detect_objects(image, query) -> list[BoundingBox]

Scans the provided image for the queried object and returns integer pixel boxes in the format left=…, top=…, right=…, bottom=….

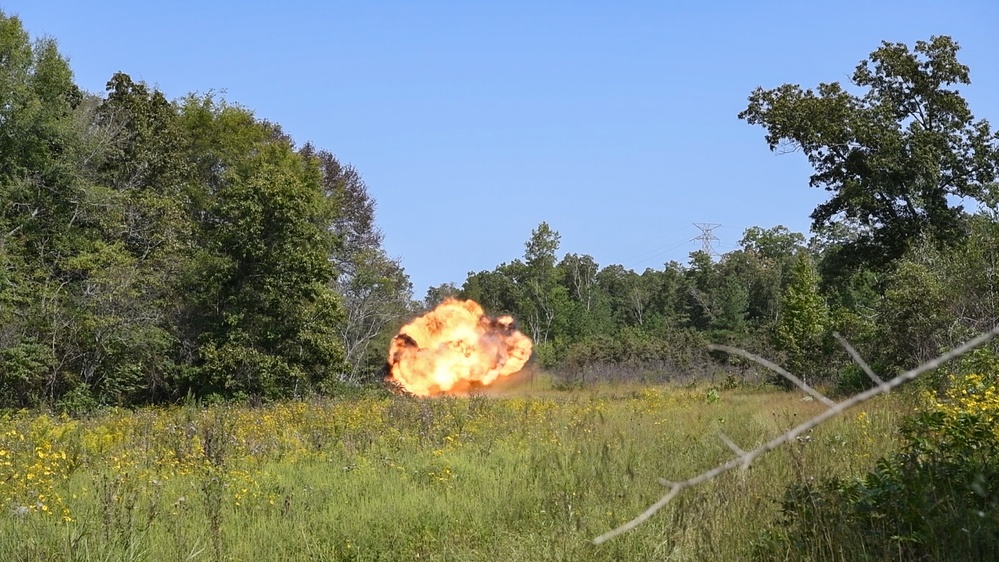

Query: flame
left=387, top=298, right=533, bottom=396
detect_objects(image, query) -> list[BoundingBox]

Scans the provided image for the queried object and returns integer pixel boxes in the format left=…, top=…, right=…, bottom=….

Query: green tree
left=642, top=262, right=692, bottom=334
left=424, top=282, right=460, bottom=309
left=682, top=250, right=717, bottom=331
left=680, top=249, right=756, bottom=339
left=0, top=14, right=407, bottom=405
left=740, top=226, right=806, bottom=264
left=304, top=145, right=413, bottom=383
left=558, top=253, right=599, bottom=313
left=774, top=253, right=829, bottom=382
left=462, top=265, right=523, bottom=316
left=594, top=264, right=638, bottom=328
left=180, top=99, right=343, bottom=399
left=873, top=249, right=950, bottom=370
left=941, top=214, right=999, bottom=335
left=519, top=222, right=566, bottom=346
left=733, top=226, right=809, bottom=332
left=740, top=36, right=999, bottom=273
left=711, top=273, right=750, bottom=337
left=0, top=12, right=86, bottom=406
left=67, top=73, right=197, bottom=403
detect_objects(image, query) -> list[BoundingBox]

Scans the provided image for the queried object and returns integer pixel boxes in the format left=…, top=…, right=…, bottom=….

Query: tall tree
left=424, top=282, right=460, bottom=309
left=303, top=145, right=413, bottom=382
left=740, top=226, right=806, bottom=266
left=0, top=12, right=85, bottom=406
left=462, top=265, right=523, bottom=316
left=943, top=214, right=999, bottom=335
left=180, top=99, right=343, bottom=398
left=738, top=225, right=807, bottom=325
left=519, top=222, right=564, bottom=345
left=683, top=250, right=718, bottom=331
left=774, top=253, right=829, bottom=381
left=740, top=36, right=999, bottom=273
left=69, top=73, right=195, bottom=402
left=643, top=262, right=691, bottom=332
left=710, top=271, right=750, bottom=338
left=558, top=253, right=599, bottom=313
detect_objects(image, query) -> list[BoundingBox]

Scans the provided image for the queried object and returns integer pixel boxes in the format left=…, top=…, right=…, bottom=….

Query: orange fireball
left=387, top=299, right=533, bottom=396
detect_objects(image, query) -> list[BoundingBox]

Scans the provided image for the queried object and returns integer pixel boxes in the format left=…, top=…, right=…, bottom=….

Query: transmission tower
left=692, top=223, right=722, bottom=256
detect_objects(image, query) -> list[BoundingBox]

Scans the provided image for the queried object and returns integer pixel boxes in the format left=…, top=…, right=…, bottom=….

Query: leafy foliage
left=773, top=253, right=828, bottom=382
left=0, top=13, right=414, bottom=407
left=4, top=13, right=999, bottom=413
left=740, top=36, right=999, bottom=274
left=760, top=354, right=999, bottom=561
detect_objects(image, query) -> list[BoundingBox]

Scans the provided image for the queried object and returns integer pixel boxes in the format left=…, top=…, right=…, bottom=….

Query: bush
left=756, top=356, right=999, bottom=561
left=560, top=328, right=711, bottom=378
left=0, top=341, right=55, bottom=408
left=833, top=363, right=877, bottom=396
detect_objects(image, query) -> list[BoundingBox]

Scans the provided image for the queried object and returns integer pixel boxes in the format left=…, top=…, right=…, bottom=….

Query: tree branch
left=707, top=344, right=836, bottom=407
left=833, top=331, right=883, bottom=384
left=592, top=324, right=999, bottom=545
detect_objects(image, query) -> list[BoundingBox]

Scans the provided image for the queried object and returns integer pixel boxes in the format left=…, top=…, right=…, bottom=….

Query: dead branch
left=707, top=344, right=835, bottom=407
left=833, top=331, right=883, bottom=385
left=592, top=324, right=999, bottom=545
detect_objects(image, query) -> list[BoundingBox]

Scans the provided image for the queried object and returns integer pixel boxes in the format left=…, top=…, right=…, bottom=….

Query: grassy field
left=1, top=382, right=907, bottom=561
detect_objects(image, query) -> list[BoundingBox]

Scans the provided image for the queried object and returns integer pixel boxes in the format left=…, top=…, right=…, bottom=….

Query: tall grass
left=0, top=384, right=904, bottom=561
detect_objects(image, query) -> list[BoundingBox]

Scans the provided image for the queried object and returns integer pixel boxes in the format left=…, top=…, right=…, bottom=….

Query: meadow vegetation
left=1, top=378, right=909, bottom=562
left=757, top=352, right=999, bottom=561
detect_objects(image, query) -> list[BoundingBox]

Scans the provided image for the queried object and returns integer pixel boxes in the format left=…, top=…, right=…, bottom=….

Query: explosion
left=387, top=298, right=533, bottom=396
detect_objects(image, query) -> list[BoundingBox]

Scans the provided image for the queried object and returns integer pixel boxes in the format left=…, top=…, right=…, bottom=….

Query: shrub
left=833, top=363, right=876, bottom=396
left=757, top=354, right=999, bottom=561
left=0, top=341, right=54, bottom=408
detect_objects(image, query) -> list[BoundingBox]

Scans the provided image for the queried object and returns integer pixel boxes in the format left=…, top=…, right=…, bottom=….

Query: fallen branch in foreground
left=592, top=325, right=999, bottom=545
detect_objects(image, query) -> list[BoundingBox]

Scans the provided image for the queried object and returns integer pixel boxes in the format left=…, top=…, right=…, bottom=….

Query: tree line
left=431, top=35, right=999, bottom=390
left=0, top=13, right=412, bottom=408
left=441, top=213, right=999, bottom=390
left=3, top=12, right=997, bottom=408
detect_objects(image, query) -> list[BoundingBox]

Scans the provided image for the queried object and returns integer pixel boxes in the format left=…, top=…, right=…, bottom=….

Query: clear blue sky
left=7, top=1, right=999, bottom=298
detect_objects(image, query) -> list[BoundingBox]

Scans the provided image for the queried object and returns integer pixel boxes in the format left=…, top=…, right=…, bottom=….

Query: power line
left=617, top=226, right=689, bottom=264
left=626, top=238, right=695, bottom=270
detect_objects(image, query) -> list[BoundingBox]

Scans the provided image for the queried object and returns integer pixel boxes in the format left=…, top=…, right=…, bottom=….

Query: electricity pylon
left=692, top=223, right=721, bottom=256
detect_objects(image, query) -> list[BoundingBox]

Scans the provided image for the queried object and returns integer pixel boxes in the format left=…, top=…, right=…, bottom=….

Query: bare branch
left=593, top=325, right=999, bottom=545
left=833, top=331, right=884, bottom=384
left=707, top=344, right=836, bottom=407
left=717, top=432, right=747, bottom=460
